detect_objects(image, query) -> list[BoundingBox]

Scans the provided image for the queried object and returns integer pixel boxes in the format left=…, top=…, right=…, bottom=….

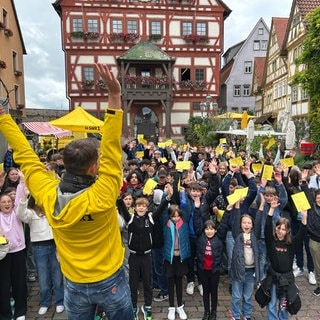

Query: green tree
left=292, top=7, right=320, bottom=145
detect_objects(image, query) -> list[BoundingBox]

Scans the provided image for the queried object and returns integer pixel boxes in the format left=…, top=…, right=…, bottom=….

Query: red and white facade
left=53, top=0, right=230, bottom=140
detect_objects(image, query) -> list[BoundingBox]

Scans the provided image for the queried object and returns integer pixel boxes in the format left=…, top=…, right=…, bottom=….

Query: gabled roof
left=296, top=0, right=320, bottom=22
left=220, top=59, right=234, bottom=84
left=117, top=41, right=174, bottom=62
left=221, top=40, right=245, bottom=65
left=253, top=57, right=266, bottom=89
left=272, top=17, right=289, bottom=49
left=281, top=0, right=320, bottom=52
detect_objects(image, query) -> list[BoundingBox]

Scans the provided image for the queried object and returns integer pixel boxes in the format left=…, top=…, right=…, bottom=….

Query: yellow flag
left=241, top=111, right=249, bottom=129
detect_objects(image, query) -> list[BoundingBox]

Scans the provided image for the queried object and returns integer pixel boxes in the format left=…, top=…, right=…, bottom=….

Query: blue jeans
left=231, top=268, right=254, bottom=319
left=267, top=284, right=288, bottom=320
left=152, top=247, right=168, bottom=295
left=64, top=267, right=133, bottom=320
left=33, top=242, right=64, bottom=307
left=258, top=239, right=268, bottom=282
left=226, top=231, right=235, bottom=272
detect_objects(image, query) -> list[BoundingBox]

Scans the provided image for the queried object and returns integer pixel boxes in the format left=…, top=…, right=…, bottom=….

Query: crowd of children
left=0, top=67, right=319, bottom=320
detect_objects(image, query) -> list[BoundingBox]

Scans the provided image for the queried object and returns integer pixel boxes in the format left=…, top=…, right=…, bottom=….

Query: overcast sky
left=14, top=0, right=293, bottom=110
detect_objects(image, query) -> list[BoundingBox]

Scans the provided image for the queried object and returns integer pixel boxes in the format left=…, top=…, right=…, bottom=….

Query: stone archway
left=134, top=107, right=159, bottom=143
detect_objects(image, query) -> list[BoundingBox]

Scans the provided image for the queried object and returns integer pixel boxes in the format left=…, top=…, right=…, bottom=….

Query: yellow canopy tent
left=49, top=106, right=103, bottom=133
left=215, top=112, right=256, bottom=120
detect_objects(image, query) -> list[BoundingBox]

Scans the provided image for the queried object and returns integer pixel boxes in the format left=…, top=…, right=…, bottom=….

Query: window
left=141, top=69, right=151, bottom=77
left=271, top=59, right=277, bottom=72
left=274, top=84, right=278, bottom=99
left=301, top=88, right=308, bottom=100
left=196, top=22, right=206, bottom=36
left=83, top=67, right=94, bottom=81
left=243, top=85, right=250, bottom=96
left=244, top=61, right=252, bottom=74
left=2, top=9, right=7, bottom=26
left=182, top=22, right=192, bottom=36
left=180, top=68, right=190, bottom=81
left=195, top=69, right=205, bottom=81
left=253, top=41, right=260, bottom=50
left=88, top=19, right=98, bottom=32
left=14, top=85, right=19, bottom=106
left=151, top=21, right=161, bottom=35
left=72, top=18, right=83, bottom=32
left=258, top=28, right=264, bottom=35
left=127, top=20, right=138, bottom=33
left=234, top=85, right=241, bottom=96
left=261, top=40, right=268, bottom=50
left=291, top=85, right=298, bottom=102
left=293, top=48, right=298, bottom=62
left=112, top=20, right=123, bottom=33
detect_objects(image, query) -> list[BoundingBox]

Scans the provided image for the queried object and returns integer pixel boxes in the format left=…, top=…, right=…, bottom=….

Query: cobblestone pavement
left=24, top=270, right=320, bottom=320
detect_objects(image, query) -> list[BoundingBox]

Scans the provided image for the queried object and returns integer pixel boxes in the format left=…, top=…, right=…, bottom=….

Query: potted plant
left=149, top=34, right=162, bottom=41
left=0, top=21, right=5, bottom=29
left=96, top=80, right=107, bottom=90
left=14, top=70, right=23, bottom=77
left=83, top=31, right=100, bottom=40
left=183, top=34, right=209, bottom=44
left=82, top=80, right=95, bottom=89
left=4, top=28, right=13, bottom=37
left=71, top=31, right=85, bottom=39
left=110, top=32, right=125, bottom=42
left=0, top=60, right=6, bottom=69
left=123, top=33, right=140, bottom=42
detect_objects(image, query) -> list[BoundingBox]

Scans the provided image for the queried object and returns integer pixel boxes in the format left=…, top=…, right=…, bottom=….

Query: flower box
left=109, top=32, right=140, bottom=43
left=0, top=60, right=6, bottom=69
left=179, top=80, right=207, bottom=90
left=96, top=80, right=107, bottom=90
left=149, top=34, right=162, bottom=41
left=71, top=31, right=85, bottom=39
left=0, top=21, right=5, bottom=29
left=82, top=80, right=95, bottom=90
left=4, top=28, right=13, bottom=37
left=14, top=70, right=22, bottom=77
left=183, top=34, right=209, bottom=44
left=84, top=32, right=100, bottom=40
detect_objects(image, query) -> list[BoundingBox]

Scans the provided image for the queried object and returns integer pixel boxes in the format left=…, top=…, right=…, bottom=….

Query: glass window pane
left=182, top=22, right=192, bottom=36
left=112, top=20, right=123, bottom=33
left=72, top=18, right=83, bottom=32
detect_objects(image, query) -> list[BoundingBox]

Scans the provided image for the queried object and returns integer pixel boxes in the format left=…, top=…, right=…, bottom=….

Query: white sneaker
left=293, top=268, right=304, bottom=277
left=168, top=307, right=176, bottom=320
left=186, top=281, right=194, bottom=295
left=176, top=305, right=187, bottom=320
left=198, top=284, right=203, bottom=296
left=38, top=307, right=48, bottom=315
left=292, top=260, right=298, bottom=271
left=309, top=271, right=317, bottom=285
left=56, top=305, right=65, bottom=313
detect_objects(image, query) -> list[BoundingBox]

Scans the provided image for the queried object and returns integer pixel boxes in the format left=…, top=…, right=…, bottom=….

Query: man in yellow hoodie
left=0, top=64, right=133, bottom=320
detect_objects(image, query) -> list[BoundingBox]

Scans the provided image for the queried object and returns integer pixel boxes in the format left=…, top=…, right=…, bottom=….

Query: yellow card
left=280, top=158, right=294, bottom=168
left=158, top=142, right=166, bottom=149
left=266, top=137, right=276, bottom=150
left=217, top=210, right=224, bottom=222
left=252, top=163, right=263, bottom=173
left=143, top=178, right=158, bottom=195
left=291, top=192, right=311, bottom=211
left=135, top=151, right=144, bottom=159
left=137, top=134, right=144, bottom=143
left=262, top=164, right=273, bottom=181
left=220, top=138, right=227, bottom=144
left=0, top=236, right=7, bottom=244
left=161, top=157, right=168, bottom=163
left=176, top=161, right=191, bottom=171
left=0, top=163, right=3, bottom=172
left=236, top=187, right=248, bottom=198
left=229, top=157, right=243, bottom=167
left=215, top=146, right=224, bottom=155
left=227, top=192, right=241, bottom=205
left=226, top=151, right=233, bottom=157
left=165, top=139, right=173, bottom=147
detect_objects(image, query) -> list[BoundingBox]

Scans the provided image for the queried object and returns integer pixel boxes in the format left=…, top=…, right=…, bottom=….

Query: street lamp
left=200, top=95, right=218, bottom=118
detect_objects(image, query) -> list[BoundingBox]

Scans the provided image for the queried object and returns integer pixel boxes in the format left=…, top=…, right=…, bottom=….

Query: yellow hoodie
left=0, top=108, right=124, bottom=283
